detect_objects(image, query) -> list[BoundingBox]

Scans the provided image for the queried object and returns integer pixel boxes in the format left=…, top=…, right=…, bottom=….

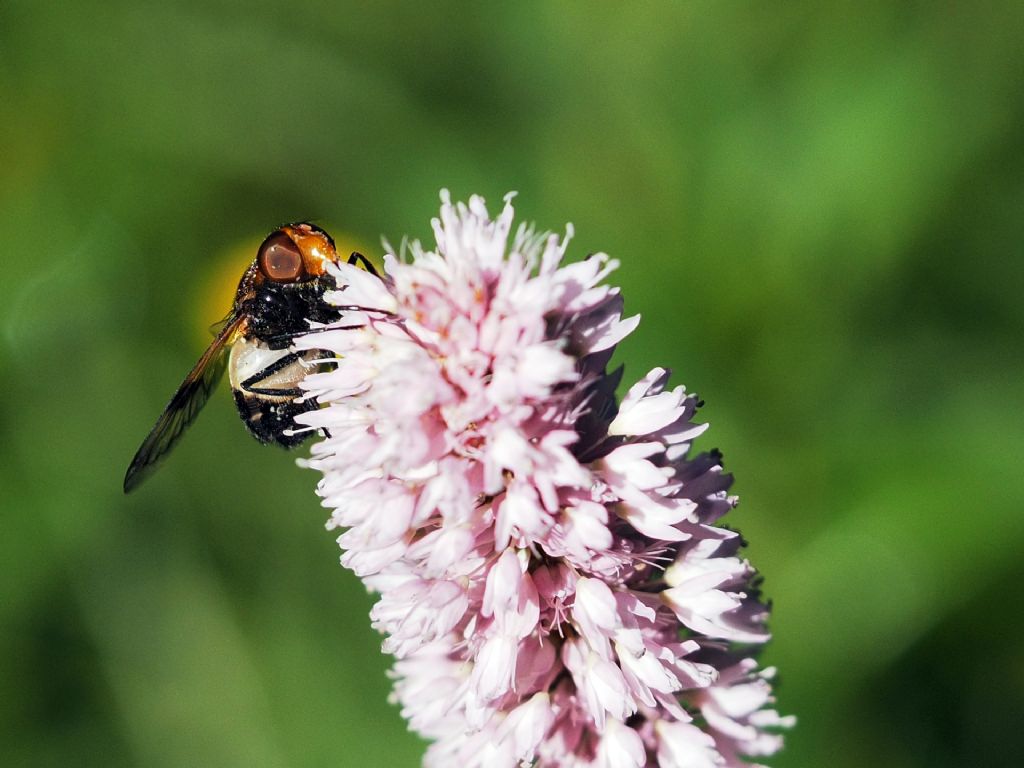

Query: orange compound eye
left=258, top=231, right=304, bottom=282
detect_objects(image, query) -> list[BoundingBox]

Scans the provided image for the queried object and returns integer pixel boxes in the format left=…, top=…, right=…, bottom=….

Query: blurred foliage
left=1, top=2, right=1022, bottom=767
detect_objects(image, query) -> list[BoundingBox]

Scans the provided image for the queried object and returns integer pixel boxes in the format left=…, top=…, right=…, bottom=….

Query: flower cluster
left=296, top=192, right=792, bottom=767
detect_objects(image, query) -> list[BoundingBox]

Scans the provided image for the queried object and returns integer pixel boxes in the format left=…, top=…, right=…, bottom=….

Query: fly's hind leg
left=239, top=351, right=309, bottom=396
left=240, top=349, right=339, bottom=395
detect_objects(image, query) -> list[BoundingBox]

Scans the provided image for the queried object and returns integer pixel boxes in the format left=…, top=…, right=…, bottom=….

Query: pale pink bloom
left=655, top=719, right=724, bottom=768
left=297, top=192, right=791, bottom=766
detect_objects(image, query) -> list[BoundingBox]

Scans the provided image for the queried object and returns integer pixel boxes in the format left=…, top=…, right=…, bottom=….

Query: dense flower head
left=296, top=192, right=792, bottom=766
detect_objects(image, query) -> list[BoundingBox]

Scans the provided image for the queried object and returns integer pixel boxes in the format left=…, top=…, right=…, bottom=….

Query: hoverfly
left=123, top=222, right=376, bottom=493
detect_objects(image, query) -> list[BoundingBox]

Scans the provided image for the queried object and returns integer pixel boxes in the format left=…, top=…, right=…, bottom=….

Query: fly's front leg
left=348, top=252, right=379, bottom=277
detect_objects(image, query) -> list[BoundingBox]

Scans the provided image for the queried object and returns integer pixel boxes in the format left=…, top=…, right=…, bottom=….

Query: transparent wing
left=123, top=315, right=246, bottom=493
left=208, top=310, right=236, bottom=337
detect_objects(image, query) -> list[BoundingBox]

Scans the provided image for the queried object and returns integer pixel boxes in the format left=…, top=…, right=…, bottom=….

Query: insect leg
left=260, top=324, right=364, bottom=347
left=244, top=386, right=304, bottom=396
left=239, top=351, right=317, bottom=397
left=348, top=251, right=379, bottom=277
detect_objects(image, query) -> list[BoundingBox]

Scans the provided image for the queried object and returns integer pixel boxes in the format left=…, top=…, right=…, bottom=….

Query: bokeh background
left=2, top=2, right=1022, bottom=767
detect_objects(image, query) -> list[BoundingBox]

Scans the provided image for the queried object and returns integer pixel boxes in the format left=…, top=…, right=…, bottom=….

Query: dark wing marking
left=123, top=315, right=246, bottom=493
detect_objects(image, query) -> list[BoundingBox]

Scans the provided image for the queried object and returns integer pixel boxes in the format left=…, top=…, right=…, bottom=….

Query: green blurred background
left=2, top=2, right=1022, bottom=766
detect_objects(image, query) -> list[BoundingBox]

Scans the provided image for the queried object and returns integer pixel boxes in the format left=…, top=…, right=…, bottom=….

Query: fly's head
left=239, top=223, right=342, bottom=346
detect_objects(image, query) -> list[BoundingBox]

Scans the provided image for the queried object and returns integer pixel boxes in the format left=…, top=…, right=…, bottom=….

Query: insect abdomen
left=232, top=391, right=317, bottom=446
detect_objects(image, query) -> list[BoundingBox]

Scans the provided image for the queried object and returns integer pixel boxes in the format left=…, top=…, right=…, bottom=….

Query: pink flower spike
left=655, top=719, right=725, bottom=768
left=598, top=718, right=647, bottom=768
left=297, top=192, right=792, bottom=766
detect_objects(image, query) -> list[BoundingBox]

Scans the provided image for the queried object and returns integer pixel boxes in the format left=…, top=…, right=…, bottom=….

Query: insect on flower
left=123, top=223, right=377, bottom=493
